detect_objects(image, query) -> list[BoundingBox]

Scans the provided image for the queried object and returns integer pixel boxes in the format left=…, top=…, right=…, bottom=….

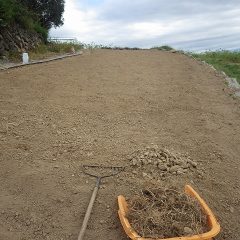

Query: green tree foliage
left=0, top=0, right=21, bottom=26
left=20, top=0, right=65, bottom=29
left=0, top=0, right=65, bottom=40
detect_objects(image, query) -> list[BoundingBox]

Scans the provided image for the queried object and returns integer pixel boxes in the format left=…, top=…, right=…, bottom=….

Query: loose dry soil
left=0, top=49, right=239, bottom=240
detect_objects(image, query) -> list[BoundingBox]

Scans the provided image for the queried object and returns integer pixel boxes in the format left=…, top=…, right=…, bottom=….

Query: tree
left=0, top=0, right=20, bottom=27
left=20, top=0, right=65, bottom=29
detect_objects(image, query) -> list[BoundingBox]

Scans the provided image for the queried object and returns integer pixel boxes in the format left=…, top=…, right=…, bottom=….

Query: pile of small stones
left=129, top=146, right=199, bottom=177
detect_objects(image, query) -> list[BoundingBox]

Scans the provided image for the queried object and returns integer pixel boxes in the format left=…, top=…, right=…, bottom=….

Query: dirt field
left=0, top=49, right=240, bottom=240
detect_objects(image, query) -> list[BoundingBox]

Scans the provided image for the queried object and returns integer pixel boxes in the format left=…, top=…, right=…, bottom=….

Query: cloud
left=50, top=0, right=240, bottom=51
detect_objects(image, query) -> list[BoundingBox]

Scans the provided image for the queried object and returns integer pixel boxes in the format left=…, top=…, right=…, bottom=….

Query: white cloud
left=50, top=0, right=240, bottom=51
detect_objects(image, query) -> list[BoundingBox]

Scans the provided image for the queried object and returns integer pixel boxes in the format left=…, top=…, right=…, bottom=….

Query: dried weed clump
left=128, top=187, right=208, bottom=238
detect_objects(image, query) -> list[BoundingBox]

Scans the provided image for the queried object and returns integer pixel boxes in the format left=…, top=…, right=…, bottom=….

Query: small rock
left=184, top=227, right=193, bottom=235
left=149, top=152, right=155, bottom=158
left=229, top=206, right=234, bottom=213
left=26, top=220, right=31, bottom=226
left=132, top=170, right=137, bottom=175
left=187, top=159, right=197, bottom=168
left=142, top=172, right=148, bottom=178
left=144, top=151, right=149, bottom=156
left=99, top=220, right=105, bottom=224
left=158, top=164, right=167, bottom=171
left=142, top=159, right=148, bottom=165
left=182, top=163, right=189, bottom=169
left=56, top=198, right=64, bottom=203
left=153, top=160, right=158, bottom=165
left=131, top=159, right=138, bottom=166
left=172, top=221, right=181, bottom=231
left=169, top=165, right=180, bottom=173
left=177, top=169, right=184, bottom=175
left=173, top=159, right=183, bottom=165
left=52, top=222, right=58, bottom=228
left=87, top=152, right=93, bottom=157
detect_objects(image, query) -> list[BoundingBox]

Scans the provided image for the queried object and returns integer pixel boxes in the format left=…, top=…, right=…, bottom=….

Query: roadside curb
left=0, top=51, right=83, bottom=70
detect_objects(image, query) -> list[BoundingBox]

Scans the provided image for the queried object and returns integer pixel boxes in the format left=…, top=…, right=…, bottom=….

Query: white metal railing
left=48, top=37, right=78, bottom=43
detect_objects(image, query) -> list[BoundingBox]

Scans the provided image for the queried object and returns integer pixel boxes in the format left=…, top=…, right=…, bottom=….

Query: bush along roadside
left=151, top=45, right=175, bottom=51
left=3, top=41, right=84, bottom=63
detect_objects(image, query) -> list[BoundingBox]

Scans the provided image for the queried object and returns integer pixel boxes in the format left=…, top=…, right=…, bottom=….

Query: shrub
left=34, top=23, right=48, bottom=42
left=47, top=41, right=84, bottom=53
left=0, top=0, right=50, bottom=41
left=0, top=0, right=17, bottom=26
left=151, top=45, right=174, bottom=51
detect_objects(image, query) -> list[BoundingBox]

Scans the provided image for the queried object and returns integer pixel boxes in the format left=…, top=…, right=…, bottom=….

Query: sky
left=50, top=0, right=240, bottom=52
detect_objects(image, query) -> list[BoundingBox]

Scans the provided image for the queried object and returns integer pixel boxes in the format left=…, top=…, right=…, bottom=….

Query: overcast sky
left=50, top=0, right=240, bottom=51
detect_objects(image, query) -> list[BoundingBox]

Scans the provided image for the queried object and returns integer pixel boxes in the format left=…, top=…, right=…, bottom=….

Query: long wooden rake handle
left=78, top=165, right=125, bottom=240
left=78, top=178, right=100, bottom=240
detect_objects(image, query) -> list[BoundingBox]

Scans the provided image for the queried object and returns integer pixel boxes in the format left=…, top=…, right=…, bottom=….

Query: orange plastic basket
left=117, top=185, right=220, bottom=240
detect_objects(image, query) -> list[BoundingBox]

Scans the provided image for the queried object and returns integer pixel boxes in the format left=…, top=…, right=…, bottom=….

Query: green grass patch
left=41, top=41, right=83, bottom=53
left=192, top=51, right=240, bottom=84
left=29, top=42, right=84, bottom=60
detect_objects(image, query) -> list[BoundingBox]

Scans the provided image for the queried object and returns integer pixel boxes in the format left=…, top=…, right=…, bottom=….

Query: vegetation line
left=191, top=51, right=240, bottom=84
left=1, top=51, right=83, bottom=70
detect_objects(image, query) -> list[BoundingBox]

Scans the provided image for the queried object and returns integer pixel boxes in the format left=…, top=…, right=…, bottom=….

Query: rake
left=78, top=164, right=125, bottom=240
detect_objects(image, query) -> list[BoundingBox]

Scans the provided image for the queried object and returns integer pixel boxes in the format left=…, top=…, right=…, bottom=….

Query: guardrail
left=48, top=37, right=78, bottom=42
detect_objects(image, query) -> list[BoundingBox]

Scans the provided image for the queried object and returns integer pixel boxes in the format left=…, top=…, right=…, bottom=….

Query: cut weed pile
left=127, top=186, right=208, bottom=238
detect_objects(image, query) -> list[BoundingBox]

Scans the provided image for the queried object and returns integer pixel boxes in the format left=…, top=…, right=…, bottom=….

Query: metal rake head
left=83, top=164, right=125, bottom=179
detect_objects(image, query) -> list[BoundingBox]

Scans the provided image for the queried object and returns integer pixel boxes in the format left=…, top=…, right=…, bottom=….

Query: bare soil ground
left=0, top=49, right=240, bottom=240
